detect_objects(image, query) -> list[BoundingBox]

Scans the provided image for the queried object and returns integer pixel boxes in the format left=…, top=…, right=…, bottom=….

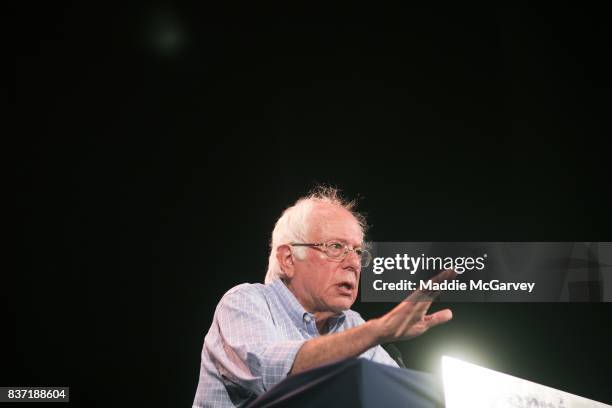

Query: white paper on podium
left=442, top=356, right=610, bottom=408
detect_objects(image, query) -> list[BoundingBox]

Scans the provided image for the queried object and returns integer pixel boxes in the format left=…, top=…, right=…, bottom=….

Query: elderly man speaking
left=193, top=187, right=454, bottom=407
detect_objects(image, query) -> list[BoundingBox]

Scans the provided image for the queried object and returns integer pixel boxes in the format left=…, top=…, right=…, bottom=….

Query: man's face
left=290, top=204, right=364, bottom=314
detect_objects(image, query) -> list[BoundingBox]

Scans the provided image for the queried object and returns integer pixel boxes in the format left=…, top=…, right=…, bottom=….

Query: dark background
left=13, top=4, right=611, bottom=407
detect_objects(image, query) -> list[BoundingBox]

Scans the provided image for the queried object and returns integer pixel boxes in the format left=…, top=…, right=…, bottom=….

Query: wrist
left=365, top=317, right=388, bottom=345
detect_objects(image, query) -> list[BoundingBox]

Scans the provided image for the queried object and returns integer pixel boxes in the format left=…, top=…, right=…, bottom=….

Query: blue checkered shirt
left=192, top=279, right=398, bottom=407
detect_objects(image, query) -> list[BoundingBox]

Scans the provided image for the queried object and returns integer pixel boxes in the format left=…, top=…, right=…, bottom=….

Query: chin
left=330, top=297, right=354, bottom=312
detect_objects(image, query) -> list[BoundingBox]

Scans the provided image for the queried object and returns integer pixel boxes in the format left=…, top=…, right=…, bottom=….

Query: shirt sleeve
left=206, top=286, right=306, bottom=394
left=369, top=344, right=400, bottom=367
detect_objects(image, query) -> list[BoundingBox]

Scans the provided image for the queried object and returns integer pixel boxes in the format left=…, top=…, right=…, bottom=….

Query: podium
left=248, top=358, right=444, bottom=408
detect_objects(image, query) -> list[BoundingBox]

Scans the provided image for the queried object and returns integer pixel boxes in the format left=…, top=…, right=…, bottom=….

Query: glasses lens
left=359, top=249, right=372, bottom=267
left=323, top=242, right=371, bottom=266
left=325, top=242, right=345, bottom=258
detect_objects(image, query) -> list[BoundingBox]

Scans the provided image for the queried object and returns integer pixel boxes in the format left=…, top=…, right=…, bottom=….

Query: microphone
left=381, top=343, right=406, bottom=368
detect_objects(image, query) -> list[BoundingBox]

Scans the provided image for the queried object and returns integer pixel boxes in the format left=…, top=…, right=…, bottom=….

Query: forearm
left=290, top=319, right=383, bottom=374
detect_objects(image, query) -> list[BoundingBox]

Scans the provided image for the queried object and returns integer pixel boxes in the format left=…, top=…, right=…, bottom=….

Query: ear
left=276, top=244, right=296, bottom=279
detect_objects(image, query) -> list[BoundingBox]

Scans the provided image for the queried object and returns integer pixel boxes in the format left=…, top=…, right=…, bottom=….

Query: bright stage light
left=441, top=356, right=610, bottom=408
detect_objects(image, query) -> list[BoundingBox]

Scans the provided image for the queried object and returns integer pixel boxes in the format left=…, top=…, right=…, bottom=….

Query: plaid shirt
left=192, top=279, right=398, bottom=407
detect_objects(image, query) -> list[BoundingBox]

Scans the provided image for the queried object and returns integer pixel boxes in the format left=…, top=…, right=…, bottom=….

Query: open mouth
left=337, top=282, right=356, bottom=295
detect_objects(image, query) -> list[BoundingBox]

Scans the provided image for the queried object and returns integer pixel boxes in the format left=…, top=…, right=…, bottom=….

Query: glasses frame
left=289, top=240, right=372, bottom=267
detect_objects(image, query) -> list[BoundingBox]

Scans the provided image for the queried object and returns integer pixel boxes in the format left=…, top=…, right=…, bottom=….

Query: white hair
left=264, top=186, right=367, bottom=284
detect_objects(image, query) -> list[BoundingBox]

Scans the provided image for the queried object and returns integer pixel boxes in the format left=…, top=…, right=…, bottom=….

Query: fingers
left=431, top=268, right=458, bottom=284
left=423, top=308, right=453, bottom=327
left=407, top=290, right=438, bottom=303
left=404, top=268, right=457, bottom=304
left=385, top=269, right=457, bottom=341
left=381, top=302, right=453, bottom=342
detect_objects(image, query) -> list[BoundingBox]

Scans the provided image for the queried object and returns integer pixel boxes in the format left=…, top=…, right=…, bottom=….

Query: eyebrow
left=325, top=238, right=365, bottom=248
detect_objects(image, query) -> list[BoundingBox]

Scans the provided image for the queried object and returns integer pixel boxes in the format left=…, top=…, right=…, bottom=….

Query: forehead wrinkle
left=307, top=203, right=363, bottom=245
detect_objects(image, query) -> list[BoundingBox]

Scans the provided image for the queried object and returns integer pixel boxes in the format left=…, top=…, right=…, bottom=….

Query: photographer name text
left=372, top=279, right=536, bottom=293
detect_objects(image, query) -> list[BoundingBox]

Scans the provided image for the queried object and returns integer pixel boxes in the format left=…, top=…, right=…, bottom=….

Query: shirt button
left=304, top=315, right=311, bottom=322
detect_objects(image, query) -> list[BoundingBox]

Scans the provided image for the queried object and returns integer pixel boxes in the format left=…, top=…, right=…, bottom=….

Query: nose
left=342, top=249, right=362, bottom=272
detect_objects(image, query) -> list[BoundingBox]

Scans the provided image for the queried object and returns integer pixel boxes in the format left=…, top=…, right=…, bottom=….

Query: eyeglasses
left=289, top=241, right=372, bottom=267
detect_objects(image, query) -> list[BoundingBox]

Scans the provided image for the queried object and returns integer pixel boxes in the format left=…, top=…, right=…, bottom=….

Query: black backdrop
left=13, top=4, right=612, bottom=407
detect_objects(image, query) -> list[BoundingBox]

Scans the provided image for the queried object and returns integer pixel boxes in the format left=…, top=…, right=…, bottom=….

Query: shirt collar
left=269, top=279, right=347, bottom=330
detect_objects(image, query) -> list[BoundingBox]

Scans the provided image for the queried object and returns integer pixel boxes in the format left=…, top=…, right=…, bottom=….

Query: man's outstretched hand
left=374, top=269, right=457, bottom=344
left=290, top=269, right=457, bottom=374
